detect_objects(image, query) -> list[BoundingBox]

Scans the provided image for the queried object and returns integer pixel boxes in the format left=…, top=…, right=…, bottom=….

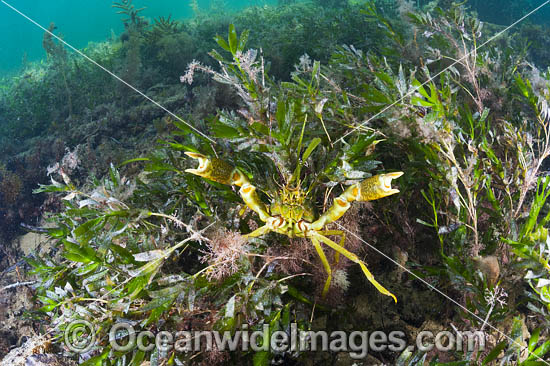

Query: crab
left=185, top=151, right=403, bottom=302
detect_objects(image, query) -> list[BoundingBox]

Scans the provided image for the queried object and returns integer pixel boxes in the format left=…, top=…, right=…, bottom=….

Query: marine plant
left=180, top=25, right=404, bottom=301
left=354, top=2, right=550, bottom=362
left=142, top=16, right=194, bottom=74
left=26, top=19, right=409, bottom=364
left=0, top=166, right=23, bottom=206
left=42, top=22, right=73, bottom=117
left=111, top=0, right=147, bottom=32
left=113, top=0, right=147, bottom=101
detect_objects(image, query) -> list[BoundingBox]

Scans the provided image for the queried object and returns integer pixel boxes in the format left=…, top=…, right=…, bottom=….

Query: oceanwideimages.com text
left=65, top=320, right=485, bottom=359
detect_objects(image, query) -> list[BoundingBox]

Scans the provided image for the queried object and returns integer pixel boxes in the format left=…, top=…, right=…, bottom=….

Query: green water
left=0, top=0, right=274, bottom=75
left=1, top=0, right=549, bottom=75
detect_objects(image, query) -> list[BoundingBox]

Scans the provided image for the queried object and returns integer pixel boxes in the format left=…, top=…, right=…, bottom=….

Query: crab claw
left=185, top=152, right=235, bottom=185
left=358, top=171, right=404, bottom=201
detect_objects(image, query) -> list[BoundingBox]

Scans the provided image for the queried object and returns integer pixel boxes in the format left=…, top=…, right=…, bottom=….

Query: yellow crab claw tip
left=184, top=151, right=206, bottom=159
left=185, top=151, right=212, bottom=175
left=381, top=171, right=402, bottom=182
left=388, top=171, right=404, bottom=179
left=381, top=172, right=404, bottom=192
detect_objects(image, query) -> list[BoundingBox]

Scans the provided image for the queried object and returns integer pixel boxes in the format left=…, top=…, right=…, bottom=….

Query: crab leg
left=312, top=232, right=397, bottom=302
left=244, top=224, right=272, bottom=238
left=317, top=230, right=346, bottom=266
left=185, top=152, right=272, bottom=222
left=311, top=236, right=332, bottom=296
left=311, top=172, right=403, bottom=231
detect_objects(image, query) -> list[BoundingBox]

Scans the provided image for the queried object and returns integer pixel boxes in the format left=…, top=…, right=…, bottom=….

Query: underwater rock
left=0, top=335, right=75, bottom=366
